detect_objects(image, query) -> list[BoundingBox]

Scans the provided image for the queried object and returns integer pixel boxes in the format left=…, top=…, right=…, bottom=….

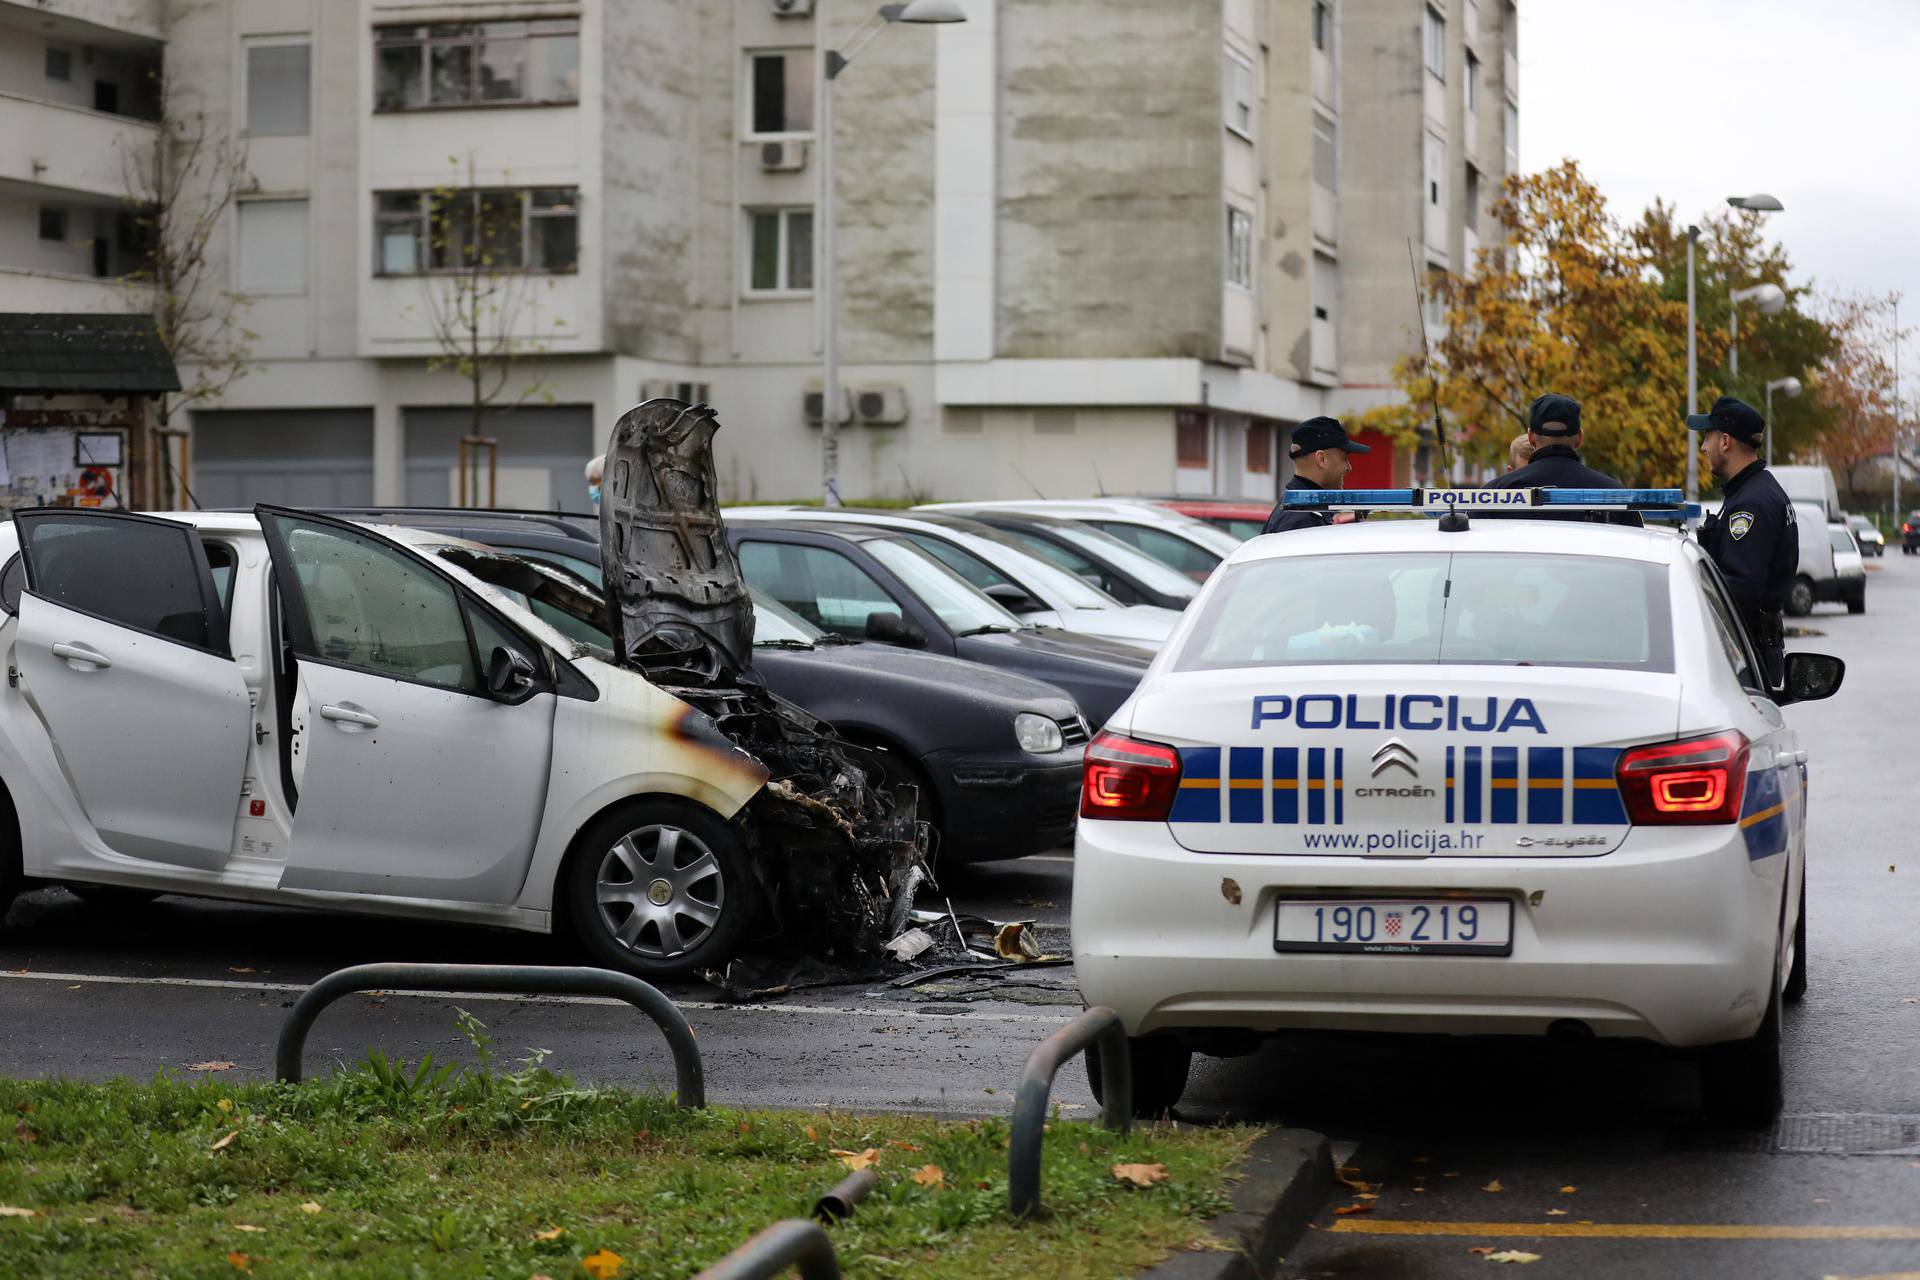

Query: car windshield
left=863, top=537, right=1025, bottom=634
left=1173, top=552, right=1673, bottom=672
left=902, top=529, right=1119, bottom=610
left=1028, top=522, right=1204, bottom=598
left=1090, top=520, right=1225, bottom=580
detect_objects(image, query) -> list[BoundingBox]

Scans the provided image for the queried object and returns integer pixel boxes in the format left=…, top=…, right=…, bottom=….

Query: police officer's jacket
left=1262, top=475, right=1332, bottom=534
left=1700, top=460, right=1798, bottom=618
left=1484, top=445, right=1643, bottom=527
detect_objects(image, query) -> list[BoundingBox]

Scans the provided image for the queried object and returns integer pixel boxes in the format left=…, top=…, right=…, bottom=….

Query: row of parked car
left=333, top=496, right=1257, bottom=872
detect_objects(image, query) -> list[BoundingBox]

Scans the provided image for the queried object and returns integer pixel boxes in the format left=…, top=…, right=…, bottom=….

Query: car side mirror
left=486, top=645, right=538, bottom=700
left=1778, top=652, right=1844, bottom=705
left=983, top=582, right=1041, bottom=613
left=865, top=610, right=926, bottom=647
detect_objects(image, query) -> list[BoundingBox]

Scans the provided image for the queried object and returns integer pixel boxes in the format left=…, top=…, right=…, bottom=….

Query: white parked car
left=723, top=507, right=1179, bottom=652
left=916, top=499, right=1243, bottom=583
left=1826, top=522, right=1866, bottom=614
left=1072, top=494, right=1844, bottom=1125
left=0, top=507, right=812, bottom=976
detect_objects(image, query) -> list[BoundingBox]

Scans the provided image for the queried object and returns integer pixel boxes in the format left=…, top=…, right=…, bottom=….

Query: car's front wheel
left=1786, top=576, right=1816, bottom=617
left=1086, top=1034, right=1193, bottom=1120
left=564, top=800, right=757, bottom=979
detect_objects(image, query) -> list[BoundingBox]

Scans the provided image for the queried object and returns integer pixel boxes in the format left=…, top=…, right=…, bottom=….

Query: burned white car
left=0, top=401, right=926, bottom=977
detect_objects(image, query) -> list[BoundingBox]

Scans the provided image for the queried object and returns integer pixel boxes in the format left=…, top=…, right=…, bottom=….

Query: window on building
left=1465, top=49, right=1480, bottom=112
left=374, top=188, right=580, bottom=275
left=1246, top=421, right=1272, bottom=475
left=1224, top=205, right=1253, bottom=290
left=1505, top=99, right=1520, bottom=169
left=1312, top=114, right=1338, bottom=191
left=44, top=46, right=72, bottom=82
left=1312, top=251, right=1338, bottom=325
left=1312, top=1, right=1334, bottom=52
left=1176, top=411, right=1210, bottom=469
left=748, top=50, right=815, bottom=135
left=1223, top=48, right=1254, bottom=138
left=37, top=207, right=67, bottom=242
left=1424, top=4, right=1446, bottom=78
left=745, top=208, right=814, bottom=293
left=246, top=39, right=312, bottom=136
left=237, top=199, right=310, bottom=293
left=374, top=20, right=580, bottom=111
left=1464, top=164, right=1481, bottom=233
left=1426, top=263, right=1446, bottom=328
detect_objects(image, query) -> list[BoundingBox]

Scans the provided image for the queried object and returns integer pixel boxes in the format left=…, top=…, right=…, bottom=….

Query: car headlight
left=1014, top=712, right=1065, bottom=754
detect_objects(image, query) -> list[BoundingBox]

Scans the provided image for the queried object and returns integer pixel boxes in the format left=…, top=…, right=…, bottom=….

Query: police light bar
left=1282, top=487, right=1697, bottom=518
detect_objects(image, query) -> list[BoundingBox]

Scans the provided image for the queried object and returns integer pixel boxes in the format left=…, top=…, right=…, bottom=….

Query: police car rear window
left=1174, top=552, right=1673, bottom=673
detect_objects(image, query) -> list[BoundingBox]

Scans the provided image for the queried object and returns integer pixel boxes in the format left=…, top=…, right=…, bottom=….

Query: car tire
left=67, top=885, right=162, bottom=909
left=1085, top=1035, right=1193, bottom=1120
left=1784, top=878, right=1808, bottom=1003
left=1786, top=577, right=1815, bottom=617
left=563, top=799, right=757, bottom=979
left=1846, top=589, right=1866, bottom=615
left=1699, top=983, right=1784, bottom=1127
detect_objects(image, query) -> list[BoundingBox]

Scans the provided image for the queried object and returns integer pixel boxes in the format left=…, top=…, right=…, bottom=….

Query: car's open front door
left=13, top=509, right=250, bottom=870
left=254, top=506, right=555, bottom=905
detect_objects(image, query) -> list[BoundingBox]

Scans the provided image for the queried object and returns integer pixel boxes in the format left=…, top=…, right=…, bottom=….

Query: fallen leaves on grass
left=832, top=1148, right=879, bottom=1171
left=209, top=1130, right=240, bottom=1152
left=581, top=1248, right=624, bottom=1278
left=533, top=1227, right=565, bottom=1242
left=233, top=1224, right=265, bottom=1234
left=911, top=1165, right=945, bottom=1189
left=298, top=1203, right=322, bottom=1215
left=890, top=1141, right=922, bottom=1152
left=0, top=1207, right=38, bottom=1218
left=226, top=1254, right=252, bottom=1274
left=1482, top=1179, right=1504, bottom=1193
left=1112, top=1163, right=1169, bottom=1188
left=804, top=1125, right=818, bottom=1142
left=1485, top=1251, right=1542, bottom=1264
left=189, top=1062, right=237, bottom=1073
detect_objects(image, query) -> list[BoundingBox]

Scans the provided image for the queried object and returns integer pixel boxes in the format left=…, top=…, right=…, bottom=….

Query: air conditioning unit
left=854, top=384, right=909, bottom=427
left=640, top=379, right=712, bottom=405
left=759, top=140, right=808, bottom=173
left=772, top=0, right=816, bottom=15
left=803, top=385, right=854, bottom=427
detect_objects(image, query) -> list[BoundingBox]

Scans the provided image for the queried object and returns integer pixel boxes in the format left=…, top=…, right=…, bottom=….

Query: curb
left=1136, top=1128, right=1332, bottom=1280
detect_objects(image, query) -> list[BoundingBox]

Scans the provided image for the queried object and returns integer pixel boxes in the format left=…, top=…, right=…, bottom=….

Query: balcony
left=1505, top=49, right=1519, bottom=101
left=0, top=91, right=159, bottom=201
left=0, top=267, right=150, bottom=313
left=0, top=1, right=164, bottom=42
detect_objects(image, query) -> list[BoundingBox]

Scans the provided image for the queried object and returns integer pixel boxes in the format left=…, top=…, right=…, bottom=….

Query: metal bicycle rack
left=695, top=1165, right=879, bottom=1279
left=274, top=962, right=705, bottom=1107
left=1008, top=1006, right=1133, bottom=1218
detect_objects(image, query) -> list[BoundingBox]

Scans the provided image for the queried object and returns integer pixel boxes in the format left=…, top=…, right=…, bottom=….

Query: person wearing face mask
left=1260, top=416, right=1372, bottom=534
left=585, top=454, right=604, bottom=512
left=1690, top=396, right=1797, bottom=686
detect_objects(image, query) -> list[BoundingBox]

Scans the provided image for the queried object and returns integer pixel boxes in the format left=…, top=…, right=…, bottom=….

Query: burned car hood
left=599, top=400, right=931, bottom=960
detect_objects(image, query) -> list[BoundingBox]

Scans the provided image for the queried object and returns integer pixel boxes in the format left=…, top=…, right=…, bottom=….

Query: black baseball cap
left=1687, top=396, right=1766, bottom=445
left=1289, top=416, right=1371, bottom=457
left=1528, top=393, right=1582, bottom=437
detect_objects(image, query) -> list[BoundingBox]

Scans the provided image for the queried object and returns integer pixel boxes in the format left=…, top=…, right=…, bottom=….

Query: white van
left=1773, top=466, right=1841, bottom=522
left=1699, top=498, right=1838, bottom=617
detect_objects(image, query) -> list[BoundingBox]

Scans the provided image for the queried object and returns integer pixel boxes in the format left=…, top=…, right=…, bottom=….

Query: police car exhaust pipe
left=1547, top=1019, right=1594, bottom=1042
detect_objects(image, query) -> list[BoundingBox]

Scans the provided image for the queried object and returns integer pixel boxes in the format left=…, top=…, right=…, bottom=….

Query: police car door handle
left=50, top=642, right=111, bottom=671
left=318, top=703, right=380, bottom=731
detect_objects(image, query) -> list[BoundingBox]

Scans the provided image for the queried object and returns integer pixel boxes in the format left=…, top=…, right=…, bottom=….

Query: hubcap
left=594, top=825, right=725, bottom=959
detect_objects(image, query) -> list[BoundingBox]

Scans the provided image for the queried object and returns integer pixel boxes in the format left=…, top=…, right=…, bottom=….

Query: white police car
left=1072, top=488, right=1845, bottom=1124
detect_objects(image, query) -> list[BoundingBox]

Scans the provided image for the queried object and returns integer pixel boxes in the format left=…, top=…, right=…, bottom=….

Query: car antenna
left=1012, top=463, right=1047, bottom=500
left=1092, top=461, right=1108, bottom=497
left=1408, top=238, right=1454, bottom=482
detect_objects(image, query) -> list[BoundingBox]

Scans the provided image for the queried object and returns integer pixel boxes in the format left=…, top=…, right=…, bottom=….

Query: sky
left=1518, top=0, right=1920, bottom=404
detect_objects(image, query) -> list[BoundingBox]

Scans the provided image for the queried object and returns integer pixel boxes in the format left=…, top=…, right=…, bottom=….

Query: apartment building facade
left=0, top=0, right=1518, bottom=509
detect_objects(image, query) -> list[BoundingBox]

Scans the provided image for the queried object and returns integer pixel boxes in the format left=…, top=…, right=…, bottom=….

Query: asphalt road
left=3, top=557, right=1918, bottom=1277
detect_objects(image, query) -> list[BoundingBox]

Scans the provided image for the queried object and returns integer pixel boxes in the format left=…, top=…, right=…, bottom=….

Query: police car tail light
left=1616, top=731, right=1750, bottom=825
left=1081, top=731, right=1181, bottom=821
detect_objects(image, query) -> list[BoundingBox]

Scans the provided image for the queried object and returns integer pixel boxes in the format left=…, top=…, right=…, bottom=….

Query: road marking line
left=1330, top=1219, right=1920, bottom=1241
left=0, top=969, right=1069, bottom=1024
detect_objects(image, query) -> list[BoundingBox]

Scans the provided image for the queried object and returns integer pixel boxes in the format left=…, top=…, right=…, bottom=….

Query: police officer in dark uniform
left=1261, top=416, right=1372, bottom=534
left=1486, top=393, right=1642, bottom=525
left=1691, top=396, right=1798, bottom=686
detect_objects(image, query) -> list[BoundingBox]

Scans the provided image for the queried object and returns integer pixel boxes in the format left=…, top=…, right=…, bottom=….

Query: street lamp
left=1685, top=193, right=1785, bottom=502
left=1729, top=283, right=1786, bottom=380
left=818, top=0, right=966, bottom=507
left=1763, top=376, right=1802, bottom=467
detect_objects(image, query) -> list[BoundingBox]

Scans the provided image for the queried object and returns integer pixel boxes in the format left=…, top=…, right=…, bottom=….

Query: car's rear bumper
left=927, top=748, right=1080, bottom=862
left=1071, top=820, right=1786, bottom=1048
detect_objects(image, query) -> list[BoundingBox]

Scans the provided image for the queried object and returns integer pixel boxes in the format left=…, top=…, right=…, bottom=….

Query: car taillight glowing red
left=1615, top=731, right=1749, bottom=825
left=1080, top=730, right=1182, bottom=820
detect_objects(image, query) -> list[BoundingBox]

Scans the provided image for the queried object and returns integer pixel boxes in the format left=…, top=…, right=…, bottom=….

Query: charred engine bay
left=599, top=399, right=931, bottom=962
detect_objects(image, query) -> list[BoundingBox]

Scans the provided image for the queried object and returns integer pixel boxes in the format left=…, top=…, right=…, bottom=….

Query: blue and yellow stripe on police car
left=1271, top=747, right=1299, bottom=824
left=1739, top=766, right=1788, bottom=860
left=1229, top=747, right=1263, bottom=824
left=1572, top=748, right=1627, bottom=824
left=1170, top=747, right=1221, bottom=823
